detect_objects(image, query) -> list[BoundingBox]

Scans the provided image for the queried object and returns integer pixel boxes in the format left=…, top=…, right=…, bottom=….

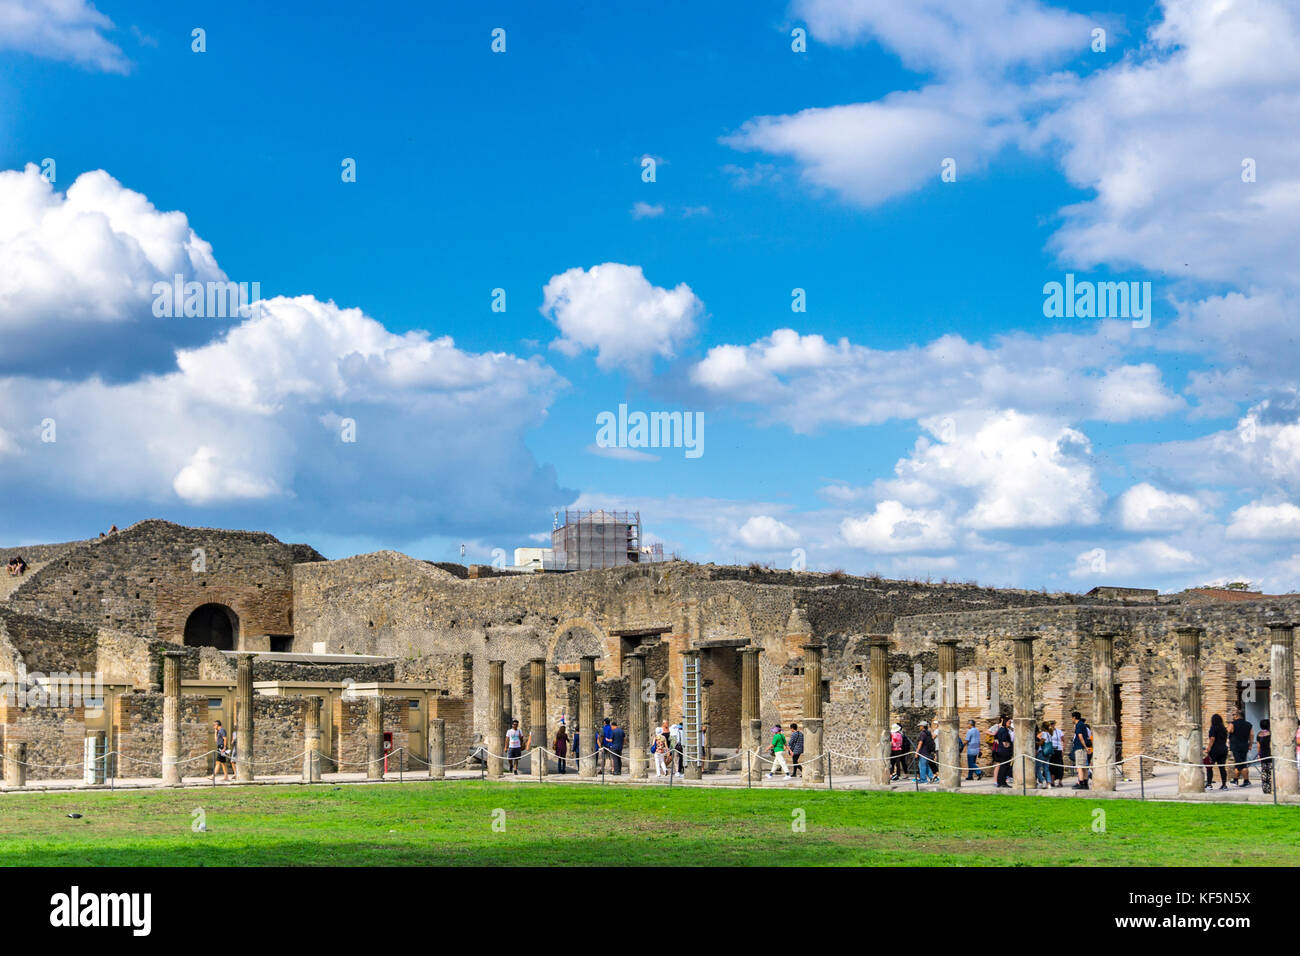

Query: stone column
left=740, top=644, right=763, bottom=779
left=303, top=695, right=322, bottom=782
left=579, top=655, right=597, bottom=777
left=1012, top=635, right=1038, bottom=789
left=428, top=717, right=446, bottom=780
left=801, top=642, right=825, bottom=784
left=3, top=740, right=25, bottom=789
left=1268, top=621, right=1299, bottom=797
left=529, top=658, right=548, bottom=779
left=235, top=652, right=254, bottom=782
left=1091, top=632, right=1118, bottom=792
left=1175, top=625, right=1205, bottom=795
left=366, top=695, right=384, bottom=780
left=486, top=660, right=504, bottom=778
left=682, top=648, right=703, bottom=780
left=161, top=650, right=183, bottom=786
left=626, top=651, right=648, bottom=779
left=936, top=638, right=961, bottom=789
left=867, top=635, right=891, bottom=786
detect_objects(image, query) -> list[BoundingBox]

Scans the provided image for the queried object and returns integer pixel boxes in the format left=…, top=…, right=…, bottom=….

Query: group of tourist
left=5, top=555, right=27, bottom=577
left=1201, top=708, right=1294, bottom=793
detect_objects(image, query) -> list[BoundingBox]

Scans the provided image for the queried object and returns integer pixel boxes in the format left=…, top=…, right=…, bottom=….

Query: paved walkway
left=4, top=764, right=1296, bottom=805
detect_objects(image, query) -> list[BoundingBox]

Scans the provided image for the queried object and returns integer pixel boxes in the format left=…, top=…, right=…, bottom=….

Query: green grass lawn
left=1, top=781, right=1297, bottom=866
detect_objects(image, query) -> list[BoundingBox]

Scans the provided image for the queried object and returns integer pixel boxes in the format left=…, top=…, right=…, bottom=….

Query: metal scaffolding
left=545, top=510, right=665, bottom=571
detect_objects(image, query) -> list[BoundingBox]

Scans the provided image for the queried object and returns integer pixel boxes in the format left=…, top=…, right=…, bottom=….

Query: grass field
left=1, top=781, right=1297, bottom=866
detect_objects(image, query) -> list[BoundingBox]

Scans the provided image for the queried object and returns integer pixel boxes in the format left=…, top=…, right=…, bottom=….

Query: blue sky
left=2, top=0, right=1299, bottom=593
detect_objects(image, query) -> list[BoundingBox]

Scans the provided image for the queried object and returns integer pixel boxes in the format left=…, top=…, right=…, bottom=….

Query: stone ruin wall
left=891, top=598, right=1300, bottom=766
left=5, top=520, right=323, bottom=649
left=293, top=554, right=1085, bottom=752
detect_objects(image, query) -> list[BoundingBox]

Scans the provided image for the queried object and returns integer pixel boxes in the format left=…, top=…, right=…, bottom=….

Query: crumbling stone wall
left=7, top=519, right=323, bottom=648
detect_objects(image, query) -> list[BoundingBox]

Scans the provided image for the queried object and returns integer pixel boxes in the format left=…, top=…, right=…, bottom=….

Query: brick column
left=626, top=651, right=648, bottom=779
left=1091, top=631, right=1118, bottom=791
left=486, top=660, right=504, bottom=778
left=366, top=696, right=384, bottom=780
left=740, top=645, right=763, bottom=782
left=235, top=652, right=254, bottom=782
left=682, top=648, right=703, bottom=779
left=529, top=658, right=548, bottom=779
left=303, top=695, right=322, bottom=782
left=801, top=642, right=825, bottom=784
left=162, top=650, right=183, bottom=786
left=1268, top=621, right=1299, bottom=797
left=1012, top=635, right=1038, bottom=790
left=1174, top=625, right=1204, bottom=795
left=428, top=717, right=445, bottom=780
left=936, top=638, right=961, bottom=789
left=578, top=655, right=597, bottom=777
left=3, top=740, right=25, bottom=789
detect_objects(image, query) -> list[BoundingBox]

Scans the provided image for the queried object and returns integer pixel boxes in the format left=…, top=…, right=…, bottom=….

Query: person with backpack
left=993, top=715, right=1014, bottom=788
left=964, top=719, right=983, bottom=780
left=1035, top=721, right=1055, bottom=788
left=599, top=718, right=615, bottom=774
left=766, top=724, right=792, bottom=779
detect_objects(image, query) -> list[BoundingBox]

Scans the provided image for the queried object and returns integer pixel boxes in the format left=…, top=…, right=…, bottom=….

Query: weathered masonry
left=2, top=519, right=1298, bottom=782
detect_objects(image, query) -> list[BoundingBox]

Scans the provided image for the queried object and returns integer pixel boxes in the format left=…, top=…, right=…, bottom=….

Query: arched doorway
left=184, top=603, right=238, bottom=650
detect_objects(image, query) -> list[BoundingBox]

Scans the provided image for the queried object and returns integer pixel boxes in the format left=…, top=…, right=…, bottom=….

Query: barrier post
left=1139, top=756, right=1145, bottom=800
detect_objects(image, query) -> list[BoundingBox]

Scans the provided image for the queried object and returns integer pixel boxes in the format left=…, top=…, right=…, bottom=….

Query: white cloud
left=736, top=515, right=800, bottom=549
left=631, top=202, right=664, bottom=219
left=541, top=263, right=702, bottom=375
left=1071, top=539, right=1201, bottom=579
left=1227, top=501, right=1300, bottom=540
left=0, top=165, right=226, bottom=375
left=793, top=0, right=1096, bottom=75
left=0, top=0, right=128, bottom=72
left=840, top=500, right=954, bottom=553
left=690, top=326, right=1181, bottom=432
left=894, top=411, right=1103, bottom=530
left=1116, top=483, right=1205, bottom=532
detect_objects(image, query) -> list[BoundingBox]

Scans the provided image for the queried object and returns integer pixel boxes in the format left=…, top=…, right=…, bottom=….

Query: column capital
left=739, top=644, right=764, bottom=656
left=800, top=641, right=826, bottom=653
left=1010, top=632, right=1040, bottom=643
left=1091, top=629, right=1121, bottom=640
left=865, top=634, right=892, bottom=647
left=164, top=648, right=187, bottom=658
left=1266, top=620, right=1298, bottom=632
left=579, top=654, right=598, bottom=663
left=1172, top=623, right=1205, bottom=635
left=625, top=649, right=647, bottom=659
left=933, top=636, right=959, bottom=646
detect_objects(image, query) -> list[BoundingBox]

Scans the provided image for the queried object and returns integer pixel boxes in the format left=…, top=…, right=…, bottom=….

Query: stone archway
left=183, top=603, right=239, bottom=650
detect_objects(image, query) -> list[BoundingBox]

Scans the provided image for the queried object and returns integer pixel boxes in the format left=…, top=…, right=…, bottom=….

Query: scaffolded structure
left=545, top=510, right=665, bottom=571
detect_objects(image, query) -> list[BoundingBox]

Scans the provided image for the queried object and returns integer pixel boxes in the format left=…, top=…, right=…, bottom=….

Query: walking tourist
left=766, top=724, right=792, bottom=779
left=1048, top=720, right=1065, bottom=787
left=993, top=715, right=1014, bottom=788
left=554, top=723, right=569, bottom=773
left=788, top=722, right=804, bottom=776
left=1205, top=713, right=1229, bottom=790
left=654, top=722, right=671, bottom=777
left=964, top=719, right=983, bottom=780
left=211, top=720, right=234, bottom=782
left=1035, top=721, right=1054, bottom=789
left=610, top=720, right=624, bottom=774
left=916, top=721, right=936, bottom=783
left=599, top=718, right=614, bottom=773
left=1070, top=710, right=1090, bottom=790
left=889, top=723, right=905, bottom=780
left=1258, top=718, right=1272, bottom=795
left=505, top=719, right=524, bottom=774
left=1228, top=708, right=1253, bottom=787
